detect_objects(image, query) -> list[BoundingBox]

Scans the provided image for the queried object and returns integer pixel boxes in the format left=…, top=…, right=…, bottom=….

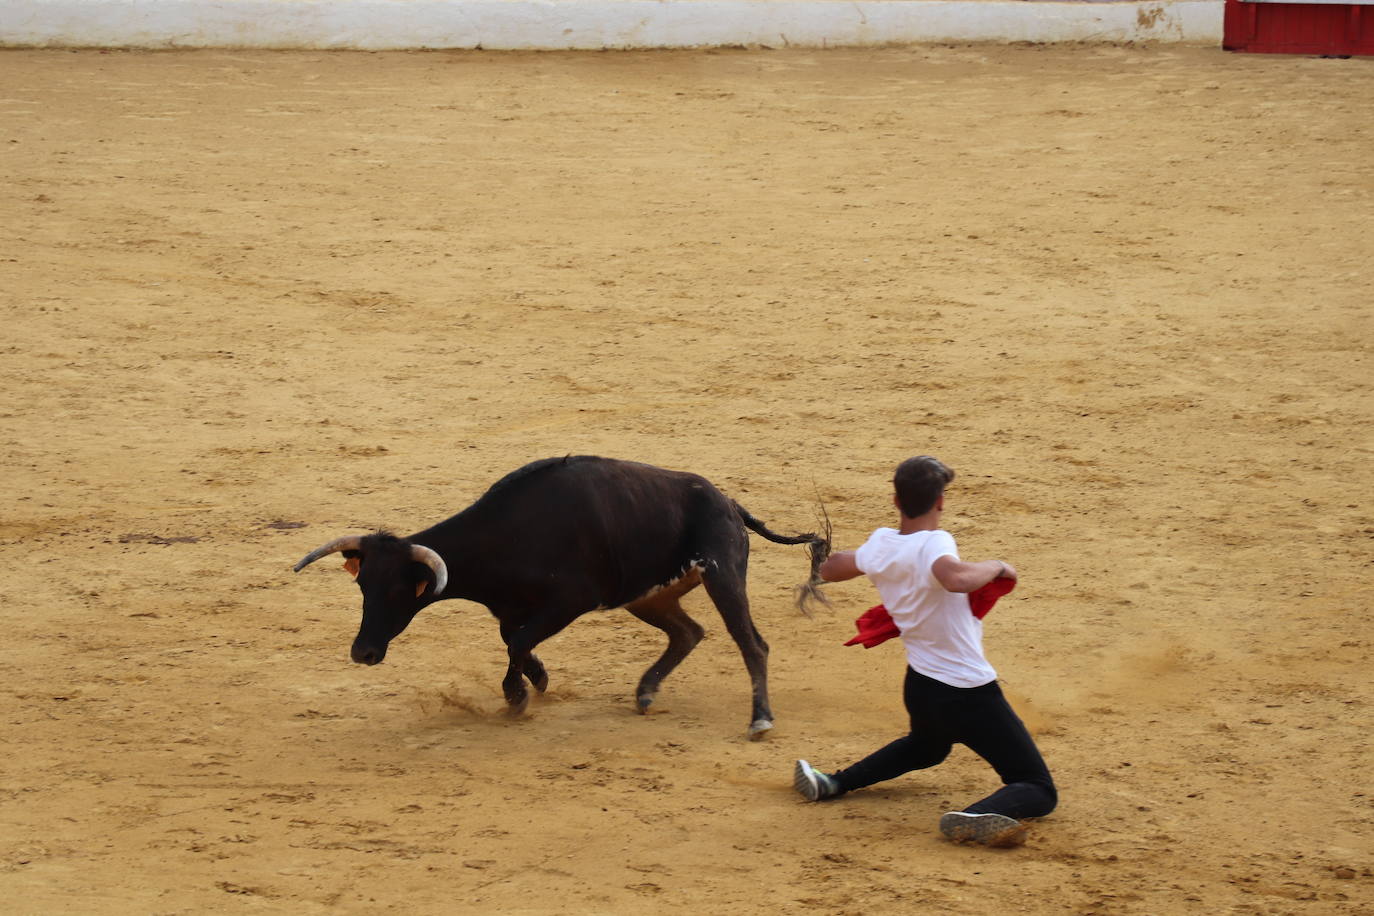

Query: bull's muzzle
left=351, top=642, right=387, bottom=666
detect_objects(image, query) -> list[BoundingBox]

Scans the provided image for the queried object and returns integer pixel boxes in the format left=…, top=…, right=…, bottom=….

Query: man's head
left=893, top=456, right=955, bottom=518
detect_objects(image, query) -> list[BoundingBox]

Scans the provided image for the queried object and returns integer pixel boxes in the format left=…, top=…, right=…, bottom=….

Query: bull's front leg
left=501, top=649, right=531, bottom=715
left=498, top=618, right=533, bottom=714
left=523, top=653, right=549, bottom=693
left=498, top=613, right=569, bottom=716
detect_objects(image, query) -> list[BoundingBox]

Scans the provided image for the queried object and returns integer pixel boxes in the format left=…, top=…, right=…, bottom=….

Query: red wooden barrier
left=1224, top=0, right=1374, bottom=55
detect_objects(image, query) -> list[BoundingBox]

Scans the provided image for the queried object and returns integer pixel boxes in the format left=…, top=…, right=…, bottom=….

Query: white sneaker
left=793, top=759, right=840, bottom=801
left=938, top=811, right=1029, bottom=847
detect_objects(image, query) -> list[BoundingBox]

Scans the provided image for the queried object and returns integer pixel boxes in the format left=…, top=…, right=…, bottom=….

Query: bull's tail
left=734, top=501, right=833, bottom=616
left=734, top=502, right=815, bottom=546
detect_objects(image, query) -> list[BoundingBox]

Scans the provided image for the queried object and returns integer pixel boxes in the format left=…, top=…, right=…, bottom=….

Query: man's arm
left=931, top=555, right=1017, bottom=594
left=819, top=550, right=864, bottom=582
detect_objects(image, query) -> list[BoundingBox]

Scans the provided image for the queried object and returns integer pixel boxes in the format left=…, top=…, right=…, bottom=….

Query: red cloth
left=842, top=604, right=901, bottom=648
left=969, top=576, right=1016, bottom=619
left=843, top=578, right=1017, bottom=648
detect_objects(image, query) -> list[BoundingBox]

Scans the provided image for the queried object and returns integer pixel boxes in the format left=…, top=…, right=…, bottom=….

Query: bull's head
left=293, top=533, right=449, bottom=665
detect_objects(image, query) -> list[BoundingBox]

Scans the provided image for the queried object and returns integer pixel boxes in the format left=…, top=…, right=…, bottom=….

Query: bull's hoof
left=528, top=671, right=549, bottom=693
left=636, top=694, right=655, bottom=715
left=504, top=692, right=530, bottom=717
left=747, top=718, right=774, bottom=740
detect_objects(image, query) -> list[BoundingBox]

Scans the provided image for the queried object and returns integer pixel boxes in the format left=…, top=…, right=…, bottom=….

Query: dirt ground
left=1, top=43, right=1370, bottom=914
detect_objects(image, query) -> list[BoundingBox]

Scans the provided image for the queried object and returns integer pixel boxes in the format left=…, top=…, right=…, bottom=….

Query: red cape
left=843, top=577, right=1016, bottom=648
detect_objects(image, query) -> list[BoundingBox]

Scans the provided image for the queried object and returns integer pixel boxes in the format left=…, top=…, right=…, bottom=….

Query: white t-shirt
left=853, top=527, right=997, bottom=688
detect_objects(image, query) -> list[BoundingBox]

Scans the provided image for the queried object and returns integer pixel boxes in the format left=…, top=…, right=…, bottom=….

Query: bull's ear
left=343, top=555, right=361, bottom=578
left=409, top=561, right=435, bottom=598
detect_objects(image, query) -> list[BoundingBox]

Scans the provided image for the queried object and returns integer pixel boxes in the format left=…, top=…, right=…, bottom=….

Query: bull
left=293, top=455, right=830, bottom=738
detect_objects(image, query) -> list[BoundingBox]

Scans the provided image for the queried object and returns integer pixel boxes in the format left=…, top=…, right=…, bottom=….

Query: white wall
left=0, top=0, right=1224, bottom=50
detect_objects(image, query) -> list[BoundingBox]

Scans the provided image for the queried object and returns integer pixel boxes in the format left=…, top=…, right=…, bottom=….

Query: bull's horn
left=410, top=544, right=448, bottom=597
left=293, top=535, right=364, bottom=572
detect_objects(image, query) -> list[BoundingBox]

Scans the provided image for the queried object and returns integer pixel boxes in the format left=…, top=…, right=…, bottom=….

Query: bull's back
left=466, top=456, right=733, bottom=607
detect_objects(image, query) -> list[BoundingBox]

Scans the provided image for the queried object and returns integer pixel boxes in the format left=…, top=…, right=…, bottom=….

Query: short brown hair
left=893, top=456, right=955, bottom=517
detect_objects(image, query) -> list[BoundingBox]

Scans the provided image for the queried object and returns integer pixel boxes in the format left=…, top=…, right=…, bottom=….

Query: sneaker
left=938, top=811, right=1029, bottom=847
left=793, top=759, right=840, bottom=802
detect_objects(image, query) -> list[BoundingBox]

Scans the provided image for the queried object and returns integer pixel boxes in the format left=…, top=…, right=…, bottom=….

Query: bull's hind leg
left=700, top=564, right=774, bottom=740
left=626, top=570, right=706, bottom=714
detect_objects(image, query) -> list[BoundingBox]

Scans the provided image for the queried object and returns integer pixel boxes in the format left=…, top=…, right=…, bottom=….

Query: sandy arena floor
left=1, top=44, right=1371, bottom=914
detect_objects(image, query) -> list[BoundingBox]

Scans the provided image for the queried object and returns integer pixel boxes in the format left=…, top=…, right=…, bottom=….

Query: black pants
left=832, top=667, right=1057, bottom=820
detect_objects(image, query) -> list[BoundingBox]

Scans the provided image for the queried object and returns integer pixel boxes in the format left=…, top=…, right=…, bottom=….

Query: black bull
left=294, top=456, right=830, bottom=738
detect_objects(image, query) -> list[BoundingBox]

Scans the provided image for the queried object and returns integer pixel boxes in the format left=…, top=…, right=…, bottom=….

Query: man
left=794, top=456, right=1056, bottom=847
